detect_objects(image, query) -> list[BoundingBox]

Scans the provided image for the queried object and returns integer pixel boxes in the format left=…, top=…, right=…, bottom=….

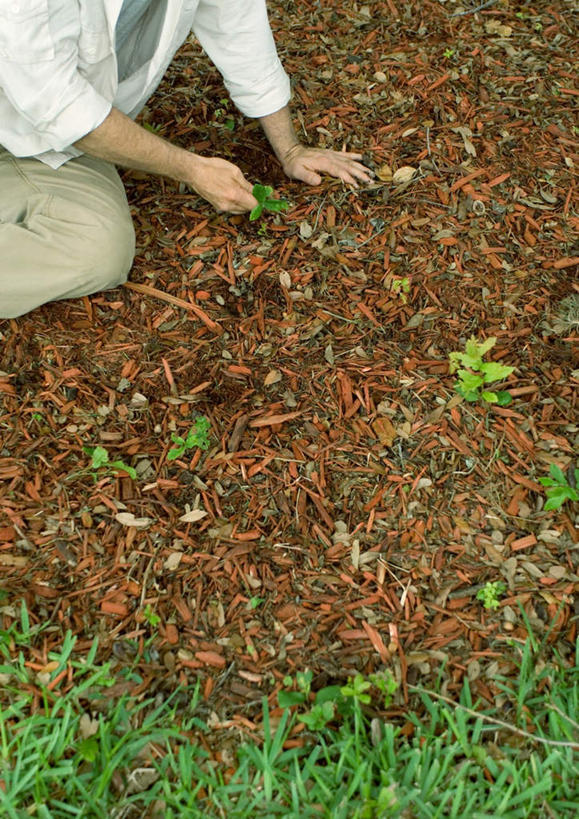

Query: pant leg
left=0, top=150, right=136, bottom=319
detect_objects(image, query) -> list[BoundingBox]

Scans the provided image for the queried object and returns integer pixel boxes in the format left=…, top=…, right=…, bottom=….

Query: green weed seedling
left=539, top=463, right=579, bottom=511
left=449, top=336, right=514, bottom=405
left=167, top=416, right=211, bottom=461
left=250, top=184, right=289, bottom=222
left=391, top=276, right=410, bottom=304
left=83, top=445, right=137, bottom=480
left=476, top=581, right=507, bottom=610
left=142, top=604, right=161, bottom=628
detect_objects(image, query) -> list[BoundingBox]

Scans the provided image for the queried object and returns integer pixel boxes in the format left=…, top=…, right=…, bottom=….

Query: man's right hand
left=187, top=155, right=257, bottom=214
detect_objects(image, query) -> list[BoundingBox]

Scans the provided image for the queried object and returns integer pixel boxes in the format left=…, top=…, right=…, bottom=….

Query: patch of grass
left=0, top=607, right=577, bottom=817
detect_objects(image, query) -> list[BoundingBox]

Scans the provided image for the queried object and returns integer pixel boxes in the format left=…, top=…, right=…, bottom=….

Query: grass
left=0, top=603, right=577, bottom=817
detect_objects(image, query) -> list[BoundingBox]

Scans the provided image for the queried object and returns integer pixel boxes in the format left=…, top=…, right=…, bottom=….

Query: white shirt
left=0, top=0, right=291, bottom=168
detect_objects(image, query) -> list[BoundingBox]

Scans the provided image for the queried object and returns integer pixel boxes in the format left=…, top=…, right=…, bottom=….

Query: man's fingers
left=338, top=149, right=364, bottom=160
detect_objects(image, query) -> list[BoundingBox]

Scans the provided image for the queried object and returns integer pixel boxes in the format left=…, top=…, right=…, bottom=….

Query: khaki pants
left=0, top=149, right=135, bottom=319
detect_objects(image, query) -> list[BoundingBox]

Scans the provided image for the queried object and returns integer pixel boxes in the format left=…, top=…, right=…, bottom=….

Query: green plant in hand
left=83, top=445, right=137, bottom=480
left=250, top=184, right=289, bottom=221
left=167, top=416, right=211, bottom=461
left=449, top=337, right=514, bottom=405
left=477, top=580, right=507, bottom=610
left=539, top=463, right=578, bottom=511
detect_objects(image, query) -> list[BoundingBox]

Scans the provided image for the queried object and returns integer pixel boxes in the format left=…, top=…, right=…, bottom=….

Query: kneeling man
left=0, top=0, right=371, bottom=319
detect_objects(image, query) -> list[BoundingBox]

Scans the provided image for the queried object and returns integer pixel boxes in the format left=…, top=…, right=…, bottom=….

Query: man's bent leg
left=0, top=150, right=135, bottom=319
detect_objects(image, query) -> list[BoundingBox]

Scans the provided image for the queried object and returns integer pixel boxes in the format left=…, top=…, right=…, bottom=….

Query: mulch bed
left=1, top=0, right=577, bottom=741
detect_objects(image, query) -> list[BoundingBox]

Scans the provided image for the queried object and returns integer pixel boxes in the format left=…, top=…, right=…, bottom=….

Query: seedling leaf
left=110, top=460, right=137, bottom=480
left=481, top=391, right=498, bottom=403
left=457, top=370, right=485, bottom=392
left=549, top=463, right=567, bottom=485
left=481, top=362, right=515, bottom=383
left=278, top=690, right=306, bottom=708
left=250, top=203, right=264, bottom=221
left=496, top=391, right=513, bottom=406
left=253, top=184, right=273, bottom=203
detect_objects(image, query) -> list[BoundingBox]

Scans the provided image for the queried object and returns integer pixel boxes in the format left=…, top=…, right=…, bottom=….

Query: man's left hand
left=281, top=145, right=374, bottom=188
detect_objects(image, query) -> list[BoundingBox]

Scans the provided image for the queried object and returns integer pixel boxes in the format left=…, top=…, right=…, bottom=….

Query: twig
left=451, top=0, right=498, bottom=18
left=547, top=703, right=579, bottom=733
left=408, top=686, right=579, bottom=749
left=123, top=281, right=224, bottom=335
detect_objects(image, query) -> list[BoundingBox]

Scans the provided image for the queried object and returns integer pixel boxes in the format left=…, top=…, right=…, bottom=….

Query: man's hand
left=187, top=156, right=257, bottom=213
left=281, top=144, right=374, bottom=188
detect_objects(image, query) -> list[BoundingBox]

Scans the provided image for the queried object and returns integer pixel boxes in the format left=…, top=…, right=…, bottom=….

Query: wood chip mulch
left=1, top=0, right=577, bottom=738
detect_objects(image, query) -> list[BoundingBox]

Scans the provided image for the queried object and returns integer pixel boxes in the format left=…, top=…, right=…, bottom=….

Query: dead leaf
left=299, top=221, right=313, bottom=240
left=79, top=713, right=100, bottom=739
left=372, top=417, right=397, bottom=447
left=279, top=271, right=291, bottom=289
left=115, top=512, right=153, bottom=529
left=392, top=166, right=417, bottom=184
left=264, top=369, right=282, bottom=386
left=179, top=508, right=208, bottom=523
left=164, top=551, right=183, bottom=570
left=324, top=344, right=335, bottom=365
left=485, top=20, right=512, bottom=37
left=376, top=163, right=393, bottom=182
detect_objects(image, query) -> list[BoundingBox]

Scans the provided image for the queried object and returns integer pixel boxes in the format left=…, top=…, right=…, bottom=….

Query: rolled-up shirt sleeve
left=0, top=1, right=112, bottom=156
left=192, top=0, right=291, bottom=118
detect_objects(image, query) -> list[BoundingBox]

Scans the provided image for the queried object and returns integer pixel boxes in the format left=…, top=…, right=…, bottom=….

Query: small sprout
left=167, top=416, right=211, bottom=461
left=539, top=464, right=578, bottom=511
left=391, top=276, right=410, bottom=303
left=249, top=596, right=264, bottom=609
left=341, top=673, right=372, bottom=704
left=476, top=581, right=507, bottom=610
left=299, top=701, right=335, bottom=730
left=369, top=671, right=398, bottom=708
left=250, top=184, right=289, bottom=222
left=83, top=445, right=137, bottom=480
left=443, top=47, right=455, bottom=59
left=142, top=604, right=160, bottom=628
left=449, top=337, right=514, bottom=405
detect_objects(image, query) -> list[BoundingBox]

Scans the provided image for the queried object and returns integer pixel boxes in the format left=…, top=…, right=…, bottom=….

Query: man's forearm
left=74, top=107, right=196, bottom=182
left=74, top=107, right=257, bottom=214
left=258, top=105, right=300, bottom=163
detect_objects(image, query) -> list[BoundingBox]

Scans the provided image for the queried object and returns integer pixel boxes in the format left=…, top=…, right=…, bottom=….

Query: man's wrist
left=259, top=105, right=301, bottom=165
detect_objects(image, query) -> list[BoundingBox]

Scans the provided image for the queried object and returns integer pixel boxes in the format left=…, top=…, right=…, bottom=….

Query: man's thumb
left=301, top=170, right=322, bottom=186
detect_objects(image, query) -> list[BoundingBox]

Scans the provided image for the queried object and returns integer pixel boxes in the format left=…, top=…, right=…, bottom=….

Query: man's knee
left=48, top=194, right=136, bottom=294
